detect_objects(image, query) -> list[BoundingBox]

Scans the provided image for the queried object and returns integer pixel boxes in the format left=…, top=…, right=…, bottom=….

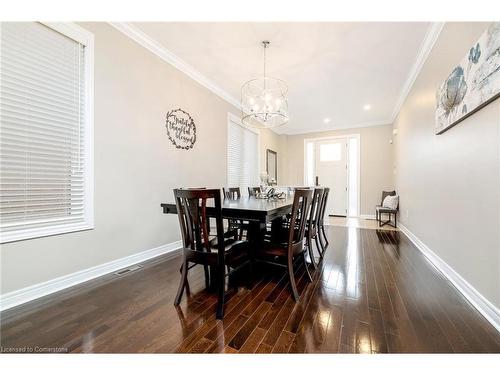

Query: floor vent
left=114, top=265, right=143, bottom=276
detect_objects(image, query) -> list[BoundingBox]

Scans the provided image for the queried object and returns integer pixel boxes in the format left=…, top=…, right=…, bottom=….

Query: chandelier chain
left=262, top=41, right=268, bottom=78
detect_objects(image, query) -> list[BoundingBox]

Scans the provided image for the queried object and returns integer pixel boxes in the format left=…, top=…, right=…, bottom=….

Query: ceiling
left=130, top=22, right=433, bottom=134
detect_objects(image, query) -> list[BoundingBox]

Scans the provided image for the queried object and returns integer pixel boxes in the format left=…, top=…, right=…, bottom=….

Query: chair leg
left=315, top=234, right=324, bottom=259
left=288, top=256, right=300, bottom=302
left=174, top=259, right=188, bottom=306
left=303, top=252, right=313, bottom=282
left=216, top=266, right=225, bottom=320
left=226, top=265, right=236, bottom=290
left=320, top=224, right=329, bottom=246
left=307, top=236, right=317, bottom=269
left=318, top=227, right=327, bottom=257
left=203, top=265, right=210, bottom=290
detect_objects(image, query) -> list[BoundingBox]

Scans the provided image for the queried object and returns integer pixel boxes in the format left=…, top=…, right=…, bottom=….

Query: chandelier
left=241, top=41, right=289, bottom=128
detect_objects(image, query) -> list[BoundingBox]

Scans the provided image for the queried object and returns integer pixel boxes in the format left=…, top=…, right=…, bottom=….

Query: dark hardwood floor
left=1, top=226, right=499, bottom=353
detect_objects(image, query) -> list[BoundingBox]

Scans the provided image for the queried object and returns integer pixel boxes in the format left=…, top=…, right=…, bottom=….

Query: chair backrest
left=173, top=188, right=225, bottom=257
left=287, top=188, right=313, bottom=256
left=381, top=190, right=396, bottom=205
left=318, top=187, right=330, bottom=225
left=223, top=187, right=241, bottom=200
left=248, top=186, right=261, bottom=197
left=307, top=188, right=324, bottom=236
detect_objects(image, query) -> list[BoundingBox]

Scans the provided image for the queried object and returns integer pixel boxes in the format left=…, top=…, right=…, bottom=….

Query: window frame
left=226, top=113, right=260, bottom=193
left=0, top=22, right=94, bottom=243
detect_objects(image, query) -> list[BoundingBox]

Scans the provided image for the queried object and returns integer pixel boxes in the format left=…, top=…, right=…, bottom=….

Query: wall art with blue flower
left=436, top=22, right=500, bottom=134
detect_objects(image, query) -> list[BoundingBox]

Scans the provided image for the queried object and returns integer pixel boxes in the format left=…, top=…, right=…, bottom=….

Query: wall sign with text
left=165, top=108, right=197, bottom=150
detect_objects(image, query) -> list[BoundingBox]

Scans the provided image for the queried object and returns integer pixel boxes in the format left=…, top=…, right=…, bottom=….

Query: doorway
left=304, top=135, right=360, bottom=217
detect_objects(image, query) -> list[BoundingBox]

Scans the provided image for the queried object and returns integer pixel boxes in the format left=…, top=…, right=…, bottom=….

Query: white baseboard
left=359, top=214, right=376, bottom=220
left=398, top=223, right=500, bottom=333
left=0, top=240, right=182, bottom=311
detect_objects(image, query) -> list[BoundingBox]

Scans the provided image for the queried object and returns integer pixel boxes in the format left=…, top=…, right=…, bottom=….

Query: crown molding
left=390, top=22, right=445, bottom=123
left=109, top=22, right=242, bottom=110
left=110, top=22, right=444, bottom=136
left=109, top=22, right=274, bottom=132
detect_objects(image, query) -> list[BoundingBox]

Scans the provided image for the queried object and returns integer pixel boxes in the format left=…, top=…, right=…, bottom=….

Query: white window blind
left=0, top=22, right=94, bottom=243
left=227, top=116, right=259, bottom=195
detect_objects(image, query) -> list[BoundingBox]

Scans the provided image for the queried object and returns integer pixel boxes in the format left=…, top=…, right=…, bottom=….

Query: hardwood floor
left=327, top=216, right=399, bottom=231
left=1, top=226, right=499, bottom=353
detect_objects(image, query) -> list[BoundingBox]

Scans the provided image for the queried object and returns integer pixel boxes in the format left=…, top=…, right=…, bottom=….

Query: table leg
left=270, top=216, right=284, bottom=243
left=246, top=220, right=265, bottom=289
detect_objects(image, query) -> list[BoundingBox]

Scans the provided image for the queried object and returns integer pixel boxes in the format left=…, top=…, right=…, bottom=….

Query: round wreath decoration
left=165, top=108, right=197, bottom=150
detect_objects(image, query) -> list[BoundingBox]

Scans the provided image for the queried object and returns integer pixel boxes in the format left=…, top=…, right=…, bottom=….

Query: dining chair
left=281, top=186, right=310, bottom=227
left=248, top=186, right=261, bottom=197
left=179, top=187, right=238, bottom=245
left=256, top=188, right=314, bottom=301
left=305, top=187, right=325, bottom=269
left=223, top=187, right=241, bottom=200
left=173, top=188, right=250, bottom=319
left=223, top=187, right=247, bottom=239
left=317, top=187, right=330, bottom=253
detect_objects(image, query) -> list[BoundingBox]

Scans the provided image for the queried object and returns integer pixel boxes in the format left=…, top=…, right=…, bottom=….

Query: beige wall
left=259, top=130, right=287, bottom=185
left=0, top=23, right=283, bottom=294
left=393, top=22, right=499, bottom=308
left=284, top=124, right=394, bottom=216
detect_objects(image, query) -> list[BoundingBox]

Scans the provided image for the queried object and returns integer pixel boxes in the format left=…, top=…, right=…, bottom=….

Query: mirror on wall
left=266, top=149, right=277, bottom=185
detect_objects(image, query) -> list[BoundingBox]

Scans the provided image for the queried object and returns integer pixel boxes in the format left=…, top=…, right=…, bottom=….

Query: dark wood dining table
left=161, top=195, right=296, bottom=287
left=161, top=194, right=295, bottom=254
left=160, top=195, right=294, bottom=224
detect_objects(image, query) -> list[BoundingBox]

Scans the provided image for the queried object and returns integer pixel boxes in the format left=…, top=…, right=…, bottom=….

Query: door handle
left=315, top=176, right=319, bottom=186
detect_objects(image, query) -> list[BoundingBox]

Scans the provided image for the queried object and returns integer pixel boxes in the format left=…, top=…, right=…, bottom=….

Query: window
left=0, top=22, right=94, bottom=243
left=319, top=143, right=341, bottom=162
left=227, top=114, right=259, bottom=195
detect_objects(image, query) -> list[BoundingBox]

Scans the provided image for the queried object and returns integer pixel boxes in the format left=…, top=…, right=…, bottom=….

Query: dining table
left=160, top=194, right=294, bottom=225
left=161, top=194, right=296, bottom=241
left=161, top=194, right=297, bottom=287
left=161, top=194, right=297, bottom=249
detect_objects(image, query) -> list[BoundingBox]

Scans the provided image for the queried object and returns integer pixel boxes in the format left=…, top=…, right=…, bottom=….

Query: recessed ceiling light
left=323, top=118, right=331, bottom=123
left=363, top=104, right=371, bottom=111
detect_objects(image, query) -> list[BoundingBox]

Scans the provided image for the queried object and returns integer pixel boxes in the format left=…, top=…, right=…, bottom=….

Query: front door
left=314, top=138, right=348, bottom=216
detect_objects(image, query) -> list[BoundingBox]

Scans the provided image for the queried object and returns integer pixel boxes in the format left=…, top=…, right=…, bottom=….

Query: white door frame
left=303, top=134, right=361, bottom=217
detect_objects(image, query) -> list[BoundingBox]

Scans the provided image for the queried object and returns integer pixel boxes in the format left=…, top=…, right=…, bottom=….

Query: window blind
left=0, top=22, right=92, bottom=242
left=227, top=118, right=259, bottom=195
